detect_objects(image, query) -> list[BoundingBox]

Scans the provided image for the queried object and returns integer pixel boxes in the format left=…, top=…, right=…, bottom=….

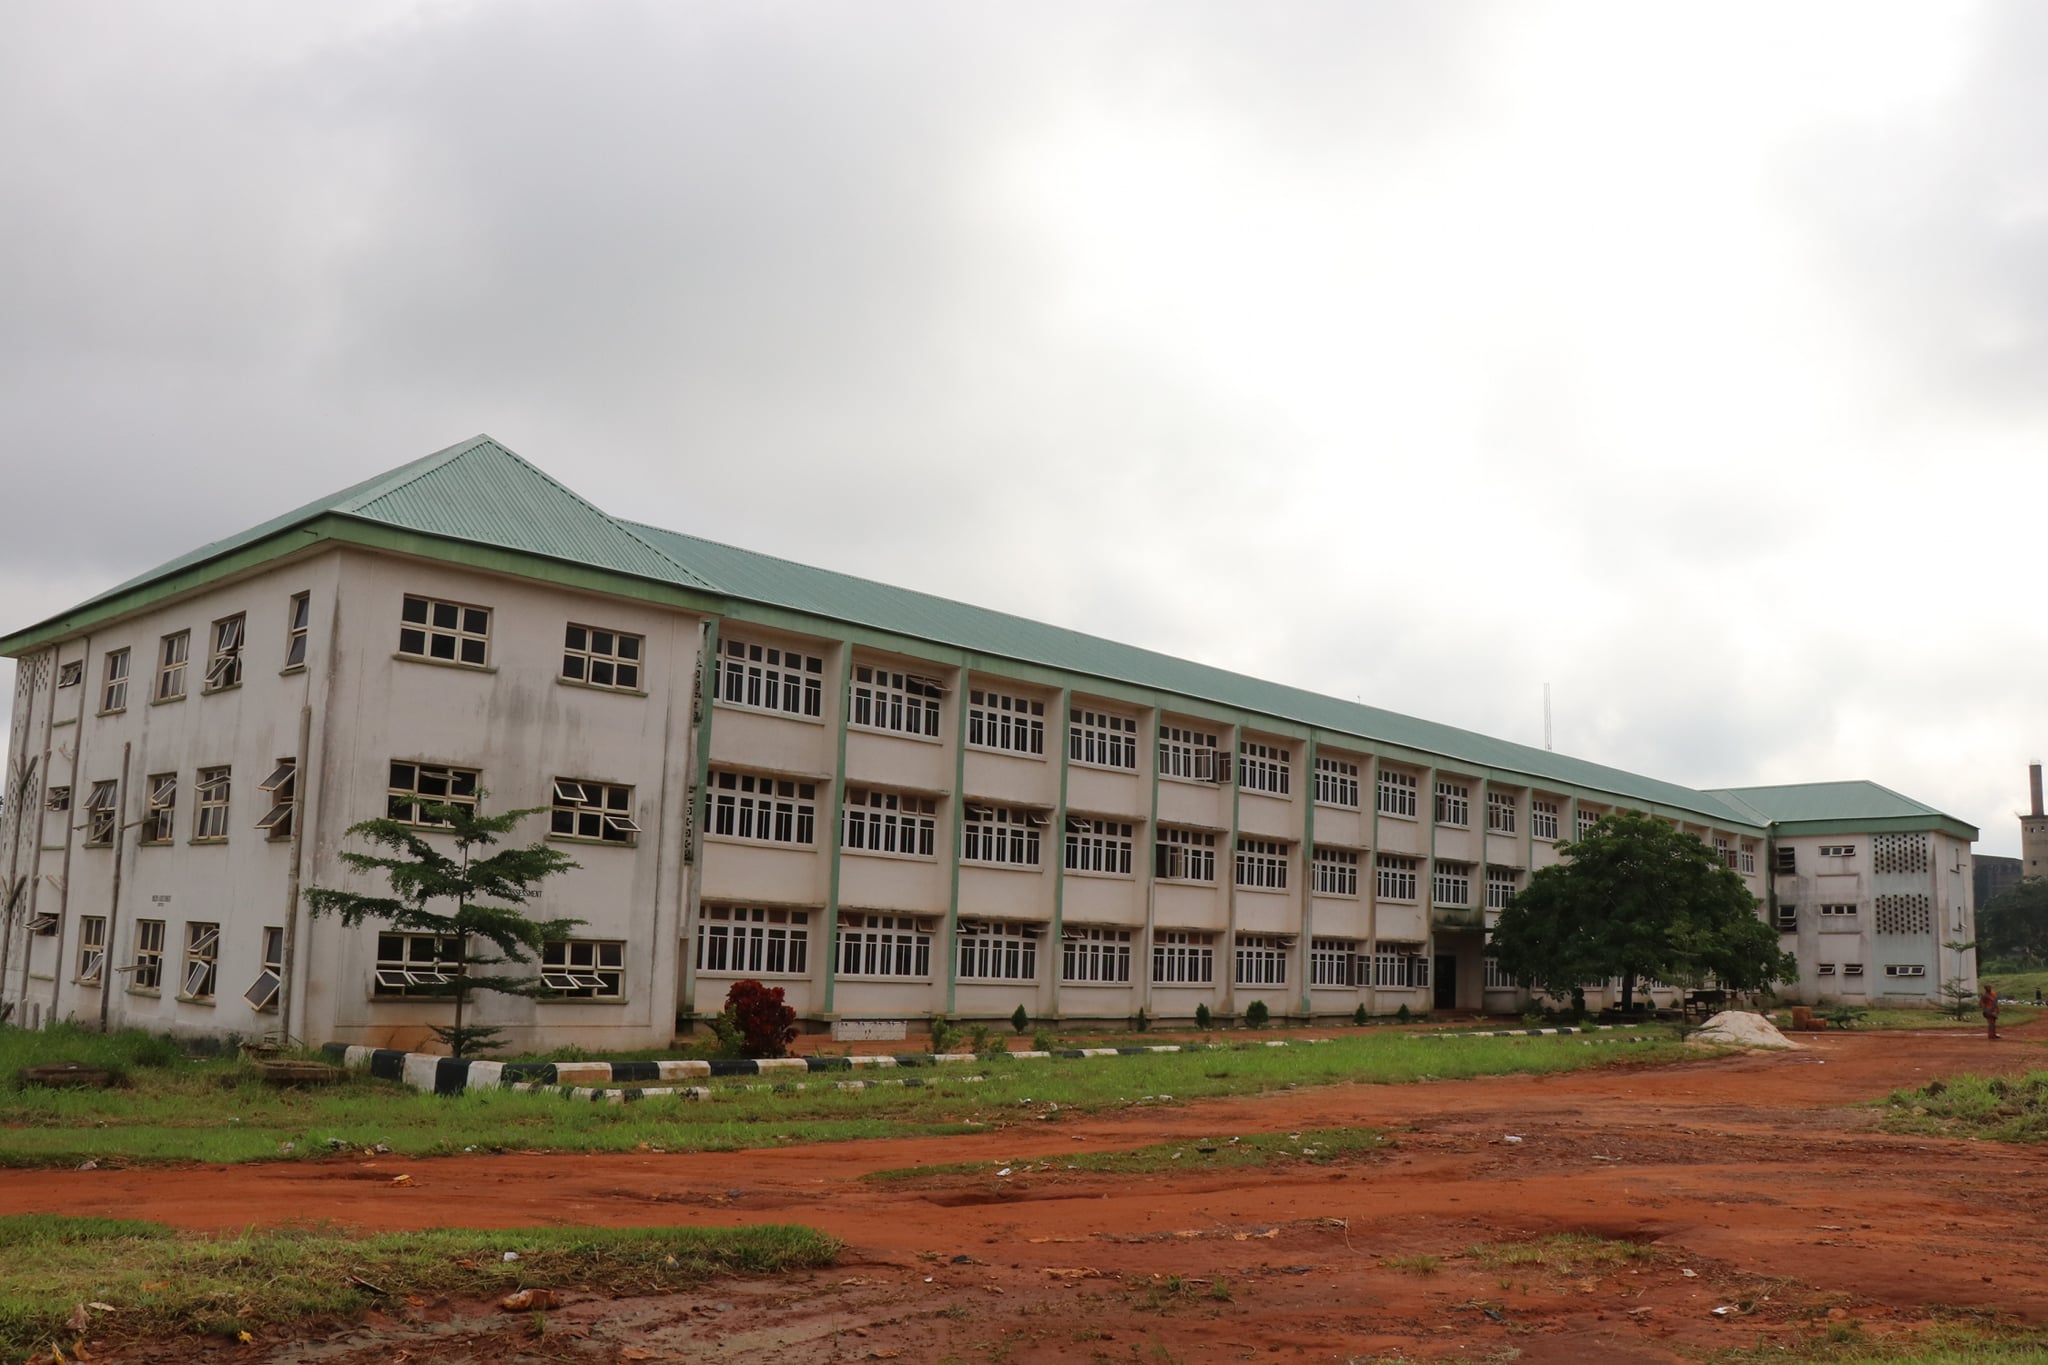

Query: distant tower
left=2024, top=764, right=2048, bottom=876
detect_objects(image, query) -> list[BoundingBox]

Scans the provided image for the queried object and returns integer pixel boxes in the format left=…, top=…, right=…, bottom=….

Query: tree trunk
left=1620, top=971, right=1636, bottom=1011
left=451, top=932, right=467, bottom=1056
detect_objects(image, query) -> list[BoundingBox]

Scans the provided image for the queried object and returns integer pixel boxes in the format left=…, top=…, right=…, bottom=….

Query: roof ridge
left=331, top=434, right=498, bottom=514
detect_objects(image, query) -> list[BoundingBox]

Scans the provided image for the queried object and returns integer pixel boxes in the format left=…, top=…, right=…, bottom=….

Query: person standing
left=1982, top=982, right=2001, bottom=1041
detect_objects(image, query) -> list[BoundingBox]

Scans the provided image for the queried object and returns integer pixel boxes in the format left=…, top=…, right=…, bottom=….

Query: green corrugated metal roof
left=16, top=434, right=1938, bottom=834
left=1706, top=781, right=1971, bottom=830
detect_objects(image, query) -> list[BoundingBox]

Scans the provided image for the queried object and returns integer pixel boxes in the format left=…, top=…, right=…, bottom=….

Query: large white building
left=0, top=437, right=1980, bottom=1049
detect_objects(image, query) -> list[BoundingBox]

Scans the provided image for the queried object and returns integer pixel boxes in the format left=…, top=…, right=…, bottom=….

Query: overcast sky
left=4, top=1, right=2043, bottom=853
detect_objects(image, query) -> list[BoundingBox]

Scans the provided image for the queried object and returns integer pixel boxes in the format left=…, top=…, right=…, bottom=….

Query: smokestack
left=2031, top=763, right=2043, bottom=818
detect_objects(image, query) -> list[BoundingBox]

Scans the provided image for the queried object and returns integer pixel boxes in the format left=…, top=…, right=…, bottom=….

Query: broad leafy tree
left=1487, top=810, right=1795, bottom=1011
left=305, top=799, right=580, bottom=1056
left=1976, top=878, right=2048, bottom=969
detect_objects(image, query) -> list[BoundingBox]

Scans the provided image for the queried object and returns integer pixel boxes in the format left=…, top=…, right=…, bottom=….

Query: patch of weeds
left=1707, top=1319, right=2048, bottom=1362
left=1207, top=1276, right=1233, bottom=1302
left=1384, top=1254, right=1441, bottom=1275
left=1466, top=1233, right=1660, bottom=1276
left=1881, top=1071, right=2048, bottom=1144
left=862, top=1127, right=1384, bottom=1183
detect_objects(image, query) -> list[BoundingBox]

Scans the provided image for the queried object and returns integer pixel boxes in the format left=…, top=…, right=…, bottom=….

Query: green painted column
left=1366, top=753, right=1382, bottom=1015
left=1298, top=734, right=1317, bottom=1019
left=1137, top=703, right=1160, bottom=1020
left=679, top=618, right=720, bottom=1020
left=942, top=657, right=971, bottom=1016
left=1045, top=686, right=1073, bottom=1021
left=1223, top=724, right=1242, bottom=1018
left=820, top=645, right=855, bottom=1016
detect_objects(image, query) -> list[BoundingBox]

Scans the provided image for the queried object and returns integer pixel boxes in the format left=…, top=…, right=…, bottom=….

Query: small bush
left=1134, top=1007, right=1149, bottom=1032
left=1194, top=1003, right=1212, bottom=1032
left=723, top=980, right=798, bottom=1059
left=966, top=1024, right=998, bottom=1057
left=702, top=1010, right=745, bottom=1059
left=1244, top=1000, right=1270, bottom=1029
left=1010, top=1004, right=1030, bottom=1035
left=928, top=1014, right=959, bottom=1055
left=1032, top=1027, right=1057, bottom=1052
left=1396, top=1003, right=1412, bottom=1023
left=1352, top=1004, right=1368, bottom=1026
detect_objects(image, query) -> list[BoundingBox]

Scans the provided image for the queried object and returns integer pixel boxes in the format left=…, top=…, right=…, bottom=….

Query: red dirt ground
left=7, top=1024, right=2048, bottom=1364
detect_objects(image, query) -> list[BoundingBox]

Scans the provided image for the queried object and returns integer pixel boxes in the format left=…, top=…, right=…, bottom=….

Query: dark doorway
left=1433, top=954, right=1456, bottom=1012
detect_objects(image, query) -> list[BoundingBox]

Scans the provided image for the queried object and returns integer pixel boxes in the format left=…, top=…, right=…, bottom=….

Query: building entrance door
left=1433, top=954, right=1456, bottom=1012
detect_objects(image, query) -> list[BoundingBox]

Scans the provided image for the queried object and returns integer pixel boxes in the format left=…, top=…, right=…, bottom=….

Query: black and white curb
left=323, top=1039, right=1321, bottom=1099
left=1424, top=1024, right=1644, bottom=1039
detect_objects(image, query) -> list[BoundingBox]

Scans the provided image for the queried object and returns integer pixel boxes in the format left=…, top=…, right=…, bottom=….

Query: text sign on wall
left=831, top=1018, right=908, bottom=1041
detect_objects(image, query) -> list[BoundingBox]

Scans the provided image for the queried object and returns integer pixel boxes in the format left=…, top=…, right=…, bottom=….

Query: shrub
left=966, top=1024, right=997, bottom=1057
left=1352, top=1004, right=1368, bottom=1026
left=1194, top=1003, right=1212, bottom=1032
left=1396, top=1003, right=1412, bottom=1023
left=1134, top=1007, right=1149, bottom=1032
left=1244, top=1000, right=1270, bottom=1029
left=928, top=1014, right=959, bottom=1055
left=701, top=1010, right=745, bottom=1059
left=1032, top=1027, right=1057, bottom=1052
left=1011, top=1004, right=1030, bottom=1035
left=723, top=980, right=798, bottom=1059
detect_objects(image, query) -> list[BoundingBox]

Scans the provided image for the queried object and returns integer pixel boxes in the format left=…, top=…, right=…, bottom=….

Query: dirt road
left=7, top=1025, right=2047, bottom=1363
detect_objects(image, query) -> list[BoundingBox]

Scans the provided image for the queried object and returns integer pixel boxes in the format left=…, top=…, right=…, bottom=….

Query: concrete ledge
left=1423, top=1024, right=1645, bottom=1039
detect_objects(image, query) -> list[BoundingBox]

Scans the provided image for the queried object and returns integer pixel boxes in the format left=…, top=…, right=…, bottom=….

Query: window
left=851, top=664, right=943, bottom=738
left=720, top=637, right=825, bottom=718
left=1238, top=741, right=1291, bottom=795
left=1376, top=769, right=1418, bottom=818
left=1484, top=956, right=1523, bottom=991
left=1065, top=817, right=1134, bottom=875
left=155, top=630, right=189, bottom=701
left=1062, top=926, right=1132, bottom=984
left=970, top=688, right=1046, bottom=757
left=1884, top=963, right=1926, bottom=978
left=1313, top=846, right=1360, bottom=897
left=1235, top=838, right=1289, bottom=890
left=374, top=932, right=463, bottom=996
left=1819, top=903, right=1857, bottom=919
left=141, top=774, right=176, bottom=845
left=1069, top=707, right=1137, bottom=770
left=1713, top=835, right=1735, bottom=867
left=710, top=771, right=818, bottom=846
left=1775, top=904, right=1798, bottom=932
left=1486, top=792, right=1516, bottom=834
left=1435, top=782, right=1470, bottom=826
left=1376, top=854, right=1419, bottom=901
left=284, top=593, right=310, bottom=669
left=1773, top=846, right=1797, bottom=874
left=1154, top=827, right=1217, bottom=882
left=101, top=649, right=130, bottom=712
left=541, top=939, right=626, bottom=998
left=57, top=660, right=82, bottom=688
left=696, top=906, right=811, bottom=975
left=256, top=761, right=297, bottom=838
left=957, top=921, right=1040, bottom=981
left=1817, top=962, right=1836, bottom=976
left=203, top=614, right=244, bottom=691
left=962, top=804, right=1043, bottom=867
left=1530, top=800, right=1559, bottom=841
left=83, top=780, right=118, bottom=846
left=388, top=762, right=480, bottom=827
left=1310, top=938, right=1361, bottom=987
left=1314, top=756, right=1359, bottom=808
left=843, top=788, right=939, bottom=857
left=180, top=922, right=219, bottom=1001
left=1486, top=866, right=1518, bottom=910
left=398, top=595, right=491, bottom=666
left=46, top=786, right=70, bottom=812
left=1576, top=808, right=1600, bottom=839
left=561, top=624, right=643, bottom=691
left=245, top=927, right=285, bottom=1011
left=1432, top=860, right=1472, bottom=906
left=1235, top=934, right=1289, bottom=986
left=1843, top=963, right=1865, bottom=978
left=192, top=767, right=231, bottom=842
left=837, top=913, right=933, bottom=978
left=1739, top=842, right=1757, bottom=874
left=1818, top=844, right=1856, bottom=858
left=1159, top=724, right=1222, bottom=781
left=76, top=917, right=106, bottom=984
left=131, top=919, right=166, bottom=991
left=1373, top=945, right=1430, bottom=989
left=1152, top=931, right=1215, bottom=984
left=551, top=779, right=640, bottom=844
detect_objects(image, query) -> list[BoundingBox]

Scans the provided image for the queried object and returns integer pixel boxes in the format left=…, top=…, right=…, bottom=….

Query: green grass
left=862, top=1125, right=1384, bottom=1181
left=1881, top=1071, right=2048, bottom=1142
left=0, top=1214, right=839, bottom=1357
left=1466, top=1232, right=1659, bottom=1274
left=0, top=1023, right=1695, bottom=1168
left=1709, top=1321, right=2048, bottom=1363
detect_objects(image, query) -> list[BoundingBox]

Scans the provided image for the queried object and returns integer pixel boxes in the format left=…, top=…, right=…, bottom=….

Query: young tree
left=1976, top=879, right=2048, bottom=969
left=304, top=799, right=580, bottom=1057
left=1487, top=811, right=1795, bottom=1011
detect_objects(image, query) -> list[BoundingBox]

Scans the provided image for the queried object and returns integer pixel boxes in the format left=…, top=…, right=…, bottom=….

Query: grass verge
left=1466, top=1231, right=1659, bottom=1274
left=1, top=1022, right=1693, bottom=1168
left=1708, top=1320, right=2048, bottom=1363
left=1881, top=1072, right=2048, bottom=1142
left=862, top=1125, right=1384, bottom=1181
left=0, top=1215, right=839, bottom=1358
